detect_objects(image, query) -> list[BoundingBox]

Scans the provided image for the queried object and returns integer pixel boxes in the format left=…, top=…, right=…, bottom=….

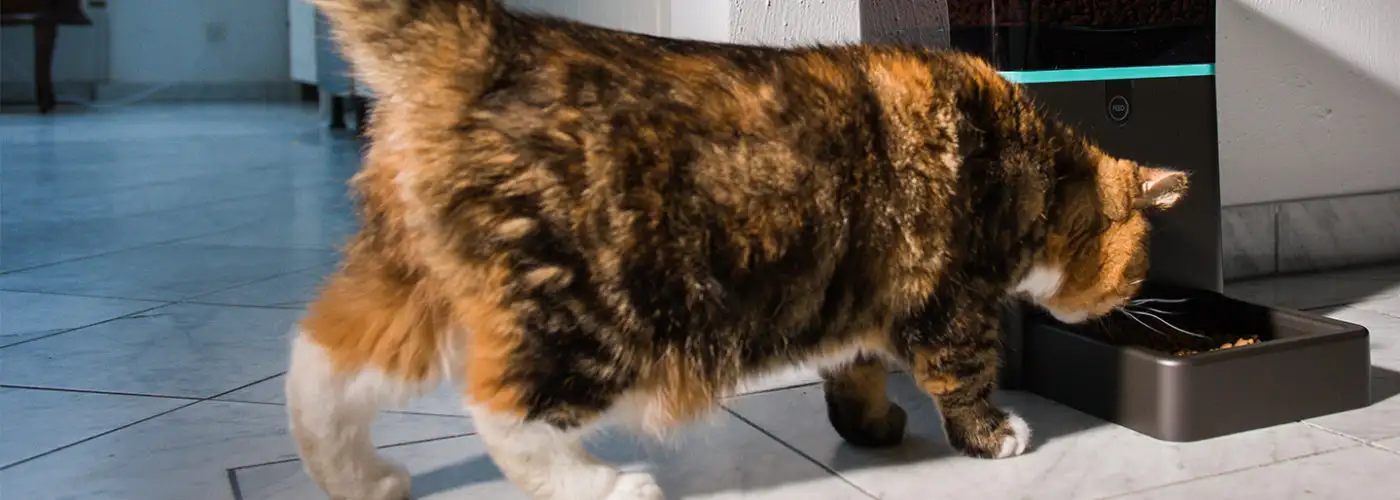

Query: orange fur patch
left=459, top=264, right=529, bottom=417
left=865, top=51, right=935, bottom=108
left=301, top=263, right=448, bottom=382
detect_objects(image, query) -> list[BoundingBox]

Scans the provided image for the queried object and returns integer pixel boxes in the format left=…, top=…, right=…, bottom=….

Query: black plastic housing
left=1022, top=286, right=1371, bottom=442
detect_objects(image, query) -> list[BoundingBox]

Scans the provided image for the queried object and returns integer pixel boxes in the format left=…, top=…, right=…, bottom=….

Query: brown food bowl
left=1021, top=284, right=1371, bottom=442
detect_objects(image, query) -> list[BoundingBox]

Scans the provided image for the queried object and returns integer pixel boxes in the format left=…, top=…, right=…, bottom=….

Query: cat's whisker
left=1131, top=310, right=1210, bottom=339
left=1116, top=308, right=1171, bottom=337
left=1128, top=297, right=1189, bottom=305
left=1130, top=305, right=1181, bottom=316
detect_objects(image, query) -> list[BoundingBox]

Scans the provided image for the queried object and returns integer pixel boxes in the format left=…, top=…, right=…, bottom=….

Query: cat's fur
left=289, top=1, right=1190, bottom=498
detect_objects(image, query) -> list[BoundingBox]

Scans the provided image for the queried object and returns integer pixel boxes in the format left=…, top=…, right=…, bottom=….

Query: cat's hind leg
left=286, top=269, right=451, bottom=500
left=466, top=404, right=664, bottom=500
left=820, top=353, right=907, bottom=448
left=286, top=332, right=425, bottom=500
left=461, top=276, right=665, bottom=500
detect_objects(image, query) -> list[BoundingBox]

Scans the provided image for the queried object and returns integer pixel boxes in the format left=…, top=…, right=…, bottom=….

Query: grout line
left=727, top=380, right=822, bottom=399
left=1093, top=444, right=1364, bottom=500
left=720, top=406, right=881, bottom=500
left=173, top=260, right=338, bottom=305
left=0, top=371, right=290, bottom=471
left=1, top=259, right=332, bottom=349
left=227, top=468, right=245, bottom=500
left=0, top=302, right=176, bottom=349
left=1301, top=421, right=1371, bottom=445
left=1224, top=259, right=1400, bottom=286
left=178, top=300, right=310, bottom=311
left=1223, top=188, right=1400, bottom=209
left=204, top=372, right=289, bottom=401
left=226, top=432, right=479, bottom=474
left=0, top=384, right=204, bottom=402
left=0, top=399, right=202, bottom=471
left=0, top=193, right=323, bottom=277
left=213, top=396, right=470, bottom=419
left=378, top=432, right=479, bottom=450
left=1271, top=204, right=1281, bottom=274
left=0, top=287, right=171, bottom=302
left=1365, top=441, right=1400, bottom=456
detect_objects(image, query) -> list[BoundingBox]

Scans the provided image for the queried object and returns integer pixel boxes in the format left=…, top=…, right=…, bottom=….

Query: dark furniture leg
left=33, top=18, right=57, bottom=113
left=320, top=92, right=347, bottom=129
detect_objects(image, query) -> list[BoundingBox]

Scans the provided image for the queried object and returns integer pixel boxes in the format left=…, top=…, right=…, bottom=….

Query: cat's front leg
left=821, top=352, right=907, bottom=448
left=907, top=312, right=1031, bottom=459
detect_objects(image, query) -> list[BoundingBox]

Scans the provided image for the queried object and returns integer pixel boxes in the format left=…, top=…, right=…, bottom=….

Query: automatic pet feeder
left=870, top=0, right=1372, bottom=442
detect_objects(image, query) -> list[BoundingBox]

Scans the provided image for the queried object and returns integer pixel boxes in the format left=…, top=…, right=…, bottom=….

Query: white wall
left=108, top=0, right=288, bottom=83
left=289, top=0, right=319, bottom=84
left=729, top=0, right=860, bottom=47
left=1217, top=0, right=1400, bottom=206
left=670, top=0, right=730, bottom=42
left=0, top=0, right=289, bottom=86
left=508, top=0, right=667, bottom=35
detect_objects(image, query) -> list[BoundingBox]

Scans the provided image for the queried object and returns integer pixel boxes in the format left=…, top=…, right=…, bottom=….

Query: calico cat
left=290, top=0, right=1189, bottom=499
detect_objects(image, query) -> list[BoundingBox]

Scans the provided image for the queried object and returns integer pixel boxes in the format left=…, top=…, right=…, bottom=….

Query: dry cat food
left=1081, top=313, right=1262, bottom=357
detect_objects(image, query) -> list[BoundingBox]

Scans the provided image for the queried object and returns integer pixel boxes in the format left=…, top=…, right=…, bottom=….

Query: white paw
left=994, top=412, right=1032, bottom=459
left=362, top=461, right=412, bottom=500
left=605, top=472, right=665, bottom=500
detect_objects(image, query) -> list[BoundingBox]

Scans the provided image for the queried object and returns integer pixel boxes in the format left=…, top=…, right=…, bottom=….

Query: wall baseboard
left=0, top=82, right=96, bottom=103
left=1223, top=190, right=1400, bottom=280
left=96, top=82, right=300, bottom=102
left=0, top=81, right=299, bottom=104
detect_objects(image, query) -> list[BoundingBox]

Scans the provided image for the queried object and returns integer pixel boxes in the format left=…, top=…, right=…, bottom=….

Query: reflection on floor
left=3, top=104, right=1399, bottom=499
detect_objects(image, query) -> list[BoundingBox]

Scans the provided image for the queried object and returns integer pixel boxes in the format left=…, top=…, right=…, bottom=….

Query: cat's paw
left=945, top=411, right=1032, bottom=459
left=605, top=472, right=665, bottom=500
left=333, top=460, right=411, bottom=500
left=994, top=412, right=1032, bottom=459
left=826, top=395, right=908, bottom=448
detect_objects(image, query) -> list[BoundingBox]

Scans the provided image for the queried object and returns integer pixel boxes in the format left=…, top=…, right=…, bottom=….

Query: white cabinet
left=288, top=0, right=317, bottom=84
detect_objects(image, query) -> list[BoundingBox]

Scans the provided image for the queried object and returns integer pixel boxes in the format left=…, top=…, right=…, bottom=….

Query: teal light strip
left=998, top=64, right=1215, bottom=84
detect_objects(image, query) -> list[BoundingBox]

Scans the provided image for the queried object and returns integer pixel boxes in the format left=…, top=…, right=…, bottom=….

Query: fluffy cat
left=289, top=1, right=1190, bottom=499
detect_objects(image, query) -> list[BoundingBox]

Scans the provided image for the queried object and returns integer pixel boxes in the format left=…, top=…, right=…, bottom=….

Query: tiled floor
left=2, top=103, right=1399, bottom=500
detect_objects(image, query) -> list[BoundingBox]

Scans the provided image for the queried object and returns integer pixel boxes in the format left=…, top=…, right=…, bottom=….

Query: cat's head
left=1014, top=147, right=1189, bottom=324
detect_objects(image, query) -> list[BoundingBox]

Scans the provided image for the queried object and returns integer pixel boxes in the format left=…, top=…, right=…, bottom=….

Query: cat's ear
left=1135, top=166, right=1188, bottom=210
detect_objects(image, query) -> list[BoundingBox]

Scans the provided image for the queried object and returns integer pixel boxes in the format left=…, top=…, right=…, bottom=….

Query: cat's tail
left=312, top=0, right=503, bottom=104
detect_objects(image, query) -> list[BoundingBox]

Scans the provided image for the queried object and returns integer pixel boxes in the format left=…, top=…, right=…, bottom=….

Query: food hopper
left=867, top=0, right=1372, bottom=441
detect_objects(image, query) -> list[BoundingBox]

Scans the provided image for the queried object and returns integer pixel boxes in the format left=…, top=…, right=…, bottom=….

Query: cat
left=289, top=1, right=1189, bottom=499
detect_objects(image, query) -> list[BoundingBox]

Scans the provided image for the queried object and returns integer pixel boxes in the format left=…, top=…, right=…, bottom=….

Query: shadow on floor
left=1369, top=366, right=1400, bottom=408
left=410, top=374, right=1102, bottom=498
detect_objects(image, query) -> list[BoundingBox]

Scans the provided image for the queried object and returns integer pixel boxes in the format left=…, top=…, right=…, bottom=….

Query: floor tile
left=733, top=367, right=823, bottom=395
left=0, top=243, right=334, bottom=301
left=234, top=411, right=868, bottom=500
left=1110, top=446, right=1399, bottom=500
left=2, top=165, right=300, bottom=225
left=218, top=374, right=468, bottom=418
left=1226, top=270, right=1400, bottom=311
left=0, top=291, right=161, bottom=347
left=1353, top=292, right=1400, bottom=318
left=0, top=303, right=300, bottom=398
left=725, top=376, right=1357, bottom=500
left=0, top=388, right=190, bottom=467
left=182, top=186, right=360, bottom=251
left=1374, top=436, right=1400, bottom=453
left=1303, top=375, right=1400, bottom=444
left=1322, top=306, right=1400, bottom=368
left=0, top=400, right=470, bottom=500
left=191, top=265, right=336, bottom=309
left=1302, top=306, right=1400, bottom=443
left=0, top=199, right=273, bottom=273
